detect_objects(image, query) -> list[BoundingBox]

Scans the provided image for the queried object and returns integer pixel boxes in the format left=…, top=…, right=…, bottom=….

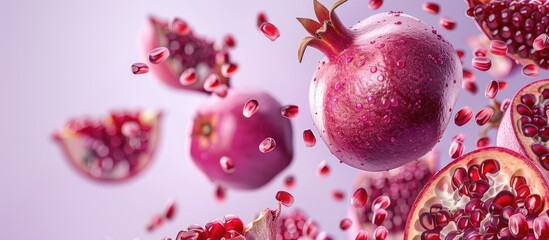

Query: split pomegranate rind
left=497, top=79, right=549, bottom=173
left=53, top=110, right=161, bottom=182
left=404, top=147, right=549, bottom=240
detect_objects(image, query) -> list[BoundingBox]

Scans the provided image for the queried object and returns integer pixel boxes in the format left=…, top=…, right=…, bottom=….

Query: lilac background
left=1, top=0, right=547, bottom=239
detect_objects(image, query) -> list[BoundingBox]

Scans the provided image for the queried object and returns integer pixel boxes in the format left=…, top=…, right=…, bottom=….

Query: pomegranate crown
left=297, top=0, right=354, bottom=62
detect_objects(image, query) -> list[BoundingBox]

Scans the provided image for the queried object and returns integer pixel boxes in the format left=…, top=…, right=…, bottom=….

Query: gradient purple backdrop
left=1, top=0, right=546, bottom=239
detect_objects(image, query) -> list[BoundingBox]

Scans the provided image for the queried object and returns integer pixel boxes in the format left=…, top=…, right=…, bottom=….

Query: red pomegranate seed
left=522, top=64, right=539, bottom=77
left=472, top=57, right=492, bottom=71
left=368, top=0, right=383, bottom=10
left=355, top=230, right=370, bottom=240
left=533, top=216, right=549, bottom=239
left=463, top=81, right=478, bottom=94
left=372, top=195, right=391, bottom=211
left=284, top=175, right=295, bottom=189
left=147, top=214, right=164, bottom=232
left=475, top=107, right=494, bottom=126
left=489, top=40, right=508, bottom=55
left=373, top=226, right=388, bottom=240
left=456, top=49, right=465, bottom=59
left=219, top=156, right=235, bottom=173
left=223, top=34, right=236, bottom=48
left=256, top=12, right=268, bottom=29
left=423, top=2, right=440, bottom=14
left=332, top=189, right=345, bottom=201
left=213, top=84, right=228, bottom=98
left=179, top=68, right=196, bottom=86
left=281, top=105, right=299, bottom=118
left=452, top=133, right=465, bottom=143
left=131, top=62, right=149, bottom=75
left=534, top=33, right=549, bottom=51
left=275, top=190, right=294, bottom=207
left=223, top=214, right=244, bottom=234
left=372, top=209, right=387, bottom=225
left=501, top=99, right=511, bottom=112
left=340, top=218, right=353, bottom=230
left=463, top=68, right=476, bottom=82
left=508, top=214, right=529, bottom=238
left=221, top=63, right=238, bottom=77
left=121, top=122, right=140, bottom=138
left=149, top=47, right=170, bottom=64
left=439, top=17, right=456, bottom=30
left=485, top=80, right=499, bottom=99
left=351, top=187, right=369, bottom=208
left=215, top=185, right=226, bottom=202
left=205, top=219, right=226, bottom=238
left=164, top=200, right=176, bottom=220
left=474, top=47, right=487, bottom=57
left=525, top=194, right=544, bottom=215
left=317, top=161, right=330, bottom=177
left=498, top=81, right=508, bottom=91
left=476, top=137, right=490, bottom=148
left=243, top=99, right=260, bottom=118
left=449, top=140, right=464, bottom=159
left=203, top=74, right=221, bottom=92
left=259, top=137, right=276, bottom=153
left=454, top=106, right=474, bottom=126
left=260, top=22, right=280, bottom=41
left=303, top=129, right=317, bottom=147
left=480, top=159, right=500, bottom=176
left=170, top=17, right=190, bottom=35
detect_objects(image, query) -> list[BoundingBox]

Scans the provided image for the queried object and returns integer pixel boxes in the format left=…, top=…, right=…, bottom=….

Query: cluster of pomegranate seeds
left=242, top=99, right=260, bottom=118
left=131, top=62, right=149, bottom=75
left=146, top=200, right=177, bottom=232
left=275, top=191, right=295, bottom=207
left=368, top=0, right=383, bottom=10
left=516, top=88, right=549, bottom=170
left=472, top=56, right=492, bottom=71
left=260, top=22, right=281, bottom=41
left=170, top=214, right=246, bottom=239
left=281, top=105, right=299, bottom=118
left=439, top=17, right=456, bottom=30
left=276, top=209, right=333, bottom=240
left=422, top=2, right=440, bottom=14
left=455, top=106, right=474, bottom=126
left=302, top=129, right=316, bottom=147
left=259, top=137, right=277, bottom=153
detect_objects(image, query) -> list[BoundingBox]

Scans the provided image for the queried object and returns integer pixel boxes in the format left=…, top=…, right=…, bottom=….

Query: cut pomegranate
left=190, top=89, right=293, bottom=190
left=403, top=147, right=549, bottom=240
left=297, top=0, right=461, bottom=171
left=498, top=79, right=549, bottom=173
left=349, top=150, right=438, bottom=240
left=142, top=16, right=232, bottom=92
left=53, top=110, right=161, bottom=182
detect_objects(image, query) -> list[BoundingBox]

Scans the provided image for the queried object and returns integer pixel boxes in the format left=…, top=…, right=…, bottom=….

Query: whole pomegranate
left=497, top=79, right=549, bottom=173
left=465, top=0, right=549, bottom=69
left=404, top=147, right=549, bottom=240
left=348, top=150, right=438, bottom=240
left=189, top=89, right=293, bottom=190
left=297, top=0, right=462, bottom=171
left=53, top=110, right=162, bottom=182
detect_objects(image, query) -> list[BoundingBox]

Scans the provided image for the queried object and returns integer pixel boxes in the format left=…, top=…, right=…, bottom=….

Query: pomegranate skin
left=307, top=12, right=461, bottom=171
left=189, top=89, right=293, bottom=190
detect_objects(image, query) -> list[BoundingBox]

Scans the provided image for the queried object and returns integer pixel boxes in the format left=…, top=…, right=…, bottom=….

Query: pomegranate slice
left=297, top=0, right=461, bottom=171
left=142, top=16, right=232, bottom=93
left=404, top=147, right=549, bottom=240
left=498, top=79, right=549, bottom=173
left=349, top=150, right=438, bottom=240
left=53, top=110, right=161, bottom=182
left=190, top=89, right=293, bottom=190
left=465, top=0, right=549, bottom=69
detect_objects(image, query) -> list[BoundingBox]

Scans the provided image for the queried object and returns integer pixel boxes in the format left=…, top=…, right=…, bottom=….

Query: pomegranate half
left=297, top=0, right=461, bottom=171
left=404, top=147, right=549, bottom=240
left=497, top=79, right=549, bottom=173
left=53, top=110, right=161, bottom=182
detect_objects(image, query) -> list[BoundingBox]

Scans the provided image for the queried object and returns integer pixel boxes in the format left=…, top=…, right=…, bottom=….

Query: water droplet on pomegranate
left=378, top=43, right=385, bottom=48
left=396, top=60, right=405, bottom=68
left=179, top=68, right=196, bottom=86
left=489, top=40, right=508, bottom=55
left=351, top=188, right=368, bottom=208
left=356, top=103, right=364, bottom=110
left=339, top=218, right=353, bottom=231
left=370, top=66, right=378, bottom=73
left=439, top=17, right=456, bottom=30
left=260, top=22, right=280, bottom=41
left=275, top=191, right=294, bottom=207
left=522, top=64, right=539, bottom=77
left=475, top=107, right=494, bottom=126
left=281, top=105, right=299, bottom=118
left=390, top=98, right=398, bottom=107
left=472, top=56, right=492, bottom=71
left=422, top=2, right=440, bottom=14
left=221, top=63, right=238, bottom=77
left=303, top=129, right=316, bottom=147
left=220, top=156, right=235, bottom=173
left=534, top=33, right=549, bottom=51
left=485, top=80, right=499, bottom=99
left=242, top=99, right=260, bottom=118
left=368, top=0, right=383, bottom=10
left=259, top=137, right=276, bottom=153
left=131, top=63, right=149, bottom=75
left=394, top=21, right=402, bottom=25
left=335, top=81, right=344, bottom=90
left=377, top=75, right=385, bottom=82
left=317, top=161, right=330, bottom=177
left=368, top=96, right=376, bottom=104
left=170, top=17, right=190, bottom=35
left=149, top=47, right=170, bottom=64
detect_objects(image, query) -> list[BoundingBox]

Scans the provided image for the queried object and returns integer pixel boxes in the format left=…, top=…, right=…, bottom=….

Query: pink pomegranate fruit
left=348, top=150, right=438, bottom=240
left=465, top=0, right=549, bottom=69
left=276, top=209, right=333, bottom=240
left=497, top=79, right=549, bottom=172
left=297, top=0, right=461, bottom=171
left=53, top=110, right=161, bottom=182
left=189, top=89, right=293, bottom=190
left=404, top=147, right=549, bottom=240
left=143, top=16, right=232, bottom=92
